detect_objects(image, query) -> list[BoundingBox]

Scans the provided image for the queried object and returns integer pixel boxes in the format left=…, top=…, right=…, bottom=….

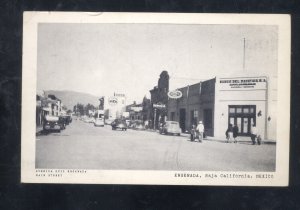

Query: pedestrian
left=233, top=124, right=239, bottom=143
left=225, top=124, right=234, bottom=143
left=250, top=123, right=258, bottom=145
left=190, top=124, right=197, bottom=141
left=196, top=121, right=204, bottom=142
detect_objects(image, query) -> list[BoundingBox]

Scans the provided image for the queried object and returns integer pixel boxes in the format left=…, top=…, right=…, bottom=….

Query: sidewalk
left=143, top=129, right=276, bottom=144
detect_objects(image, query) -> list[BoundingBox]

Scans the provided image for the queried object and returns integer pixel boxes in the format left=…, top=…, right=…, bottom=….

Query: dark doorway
left=179, top=109, right=186, bottom=132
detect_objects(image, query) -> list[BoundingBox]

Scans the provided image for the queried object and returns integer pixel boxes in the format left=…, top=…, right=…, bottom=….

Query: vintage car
left=94, top=118, right=105, bottom=127
left=43, top=115, right=62, bottom=132
left=159, top=121, right=181, bottom=136
left=111, top=119, right=127, bottom=131
left=64, top=115, right=72, bottom=124
left=132, top=120, right=145, bottom=130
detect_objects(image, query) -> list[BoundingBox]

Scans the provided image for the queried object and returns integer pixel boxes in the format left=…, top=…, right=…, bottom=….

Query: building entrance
left=179, top=108, right=186, bottom=132
left=228, top=105, right=256, bottom=136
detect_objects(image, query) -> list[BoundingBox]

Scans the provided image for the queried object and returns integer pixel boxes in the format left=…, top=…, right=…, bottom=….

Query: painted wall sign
left=168, top=90, right=182, bottom=99
left=108, top=97, right=118, bottom=106
left=219, top=77, right=267, bottom=90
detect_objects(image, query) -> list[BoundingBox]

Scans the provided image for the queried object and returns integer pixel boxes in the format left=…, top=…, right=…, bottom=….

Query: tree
left=73, top=103, right=84, bottom=116
left=84, top=103, right=96, bottom=116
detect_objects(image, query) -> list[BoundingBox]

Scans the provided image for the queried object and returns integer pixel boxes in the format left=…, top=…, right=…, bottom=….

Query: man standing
left=250, top=123, right=258, bottom=145
left=196, top=121, right=205, bottom=142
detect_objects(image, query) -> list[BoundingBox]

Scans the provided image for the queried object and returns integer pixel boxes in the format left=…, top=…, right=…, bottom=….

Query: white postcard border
left=21, top=12, right=290, bottom=186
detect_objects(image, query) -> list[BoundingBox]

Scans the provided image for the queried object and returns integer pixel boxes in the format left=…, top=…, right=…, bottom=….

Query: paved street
left=36, top=120, right=276, bottom=171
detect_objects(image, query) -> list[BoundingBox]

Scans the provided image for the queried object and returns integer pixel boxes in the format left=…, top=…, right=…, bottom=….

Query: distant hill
left=44, top=90, right=99, bottom=110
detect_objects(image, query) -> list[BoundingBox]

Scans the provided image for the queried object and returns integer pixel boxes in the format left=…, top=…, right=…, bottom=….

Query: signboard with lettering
left=114, top=93, right=126, bottom=97
left=153, top=103, right=166, bottom=109
left=168, top=90, right=182, bottom=99
left=219, top=77, right=267, bottom=90
left=108, top=97, right=118, bottom=106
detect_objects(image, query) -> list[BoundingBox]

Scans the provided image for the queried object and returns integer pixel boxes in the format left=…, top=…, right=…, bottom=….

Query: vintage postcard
left=22, top=12, right=290, bottom=186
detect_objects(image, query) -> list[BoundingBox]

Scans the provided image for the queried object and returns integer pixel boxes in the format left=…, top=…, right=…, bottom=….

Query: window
left=229, top=108, right=235, bottom=113
left=194, top=110, right=198, bottom=118
left=243, top=108, right=249, bottom=113
left=236, top=108, right=242, bottom=113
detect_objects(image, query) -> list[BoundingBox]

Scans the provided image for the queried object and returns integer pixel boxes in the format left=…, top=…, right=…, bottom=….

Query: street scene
left=36, top=118, right=275, bottom=171
left=35, top=23, right=278, bottom=172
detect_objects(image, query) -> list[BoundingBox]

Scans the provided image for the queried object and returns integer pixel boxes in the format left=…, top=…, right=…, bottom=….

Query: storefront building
left=150, top=71, right=169, bottom=129
left=167, top=76, right=277, bottom=140
left=167, top=78, right=215, bottom=135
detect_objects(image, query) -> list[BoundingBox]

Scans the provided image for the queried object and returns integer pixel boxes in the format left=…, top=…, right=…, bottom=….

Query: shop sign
left=219, top=77, right=267, bottom=90
left=108, top=97, right=118, bottom=106
left=168, top=90, right=182, bottom=99
left=153, top=103, right=166, bottom=109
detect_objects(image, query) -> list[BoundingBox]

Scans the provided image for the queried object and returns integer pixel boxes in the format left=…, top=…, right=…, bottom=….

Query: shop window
left=194, top=110, right=198, bottom=117
left=229, top=108, right=235, bottom=113
left=243, top=108, right=249, bottom=113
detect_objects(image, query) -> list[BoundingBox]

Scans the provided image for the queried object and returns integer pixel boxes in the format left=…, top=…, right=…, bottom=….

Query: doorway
left=228, top=105, right=256, bottom=136
left=179, top=108, right=186, bottom=132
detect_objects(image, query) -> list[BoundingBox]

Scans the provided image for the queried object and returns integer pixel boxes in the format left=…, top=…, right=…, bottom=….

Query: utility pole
left=243, top=38, right=246, bottom=71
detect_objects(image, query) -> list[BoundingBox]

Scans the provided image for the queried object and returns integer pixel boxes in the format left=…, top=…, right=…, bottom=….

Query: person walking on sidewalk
left=196, top=121, right=204, bottom=142
left=233, top=124, right=239, bottom=143
left=225, top=124, right=234, bottom=143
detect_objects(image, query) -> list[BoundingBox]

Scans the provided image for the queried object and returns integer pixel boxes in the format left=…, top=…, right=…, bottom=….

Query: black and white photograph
left=21, top=12, right=290, bottom=185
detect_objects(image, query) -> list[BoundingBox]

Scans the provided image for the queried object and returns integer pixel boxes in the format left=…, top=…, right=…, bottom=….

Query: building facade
left=150, top=71, right=169, bottom=129
left=168, top=78, right=215, bottom=134
left=36, top=93, right=63, bottom=127
left=167, top=76, right=277, bottom=140
left=104, top=93, right=126, bottom=119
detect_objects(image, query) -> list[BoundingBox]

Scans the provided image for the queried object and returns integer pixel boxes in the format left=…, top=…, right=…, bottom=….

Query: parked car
left=111, top=119, right=127, bottom=131
left=58, top=116, right=67, bottom=130
left=133, top=120, right=145, bottom=130
left=66, top=115, right=72, bottom=124
left=94, top=118, right=104, bottom=127
left=159, top=121, right=181, bottom=136
left=43, top=115, right=62, bottom=132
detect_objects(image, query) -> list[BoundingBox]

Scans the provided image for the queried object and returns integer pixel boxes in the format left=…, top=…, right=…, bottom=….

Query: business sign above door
left=108, top=97, right=118, bottom=106
left=168, top=90, right=182, bottom=99
left=219, top=77, right=267, bottom=90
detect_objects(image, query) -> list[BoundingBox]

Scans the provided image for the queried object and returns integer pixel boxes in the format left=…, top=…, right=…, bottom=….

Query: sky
left=37, top=23, right=278, bottom=104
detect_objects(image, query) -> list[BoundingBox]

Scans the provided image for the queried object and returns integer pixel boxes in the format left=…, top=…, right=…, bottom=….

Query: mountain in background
left=44, top=90, right=100, bottom=110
